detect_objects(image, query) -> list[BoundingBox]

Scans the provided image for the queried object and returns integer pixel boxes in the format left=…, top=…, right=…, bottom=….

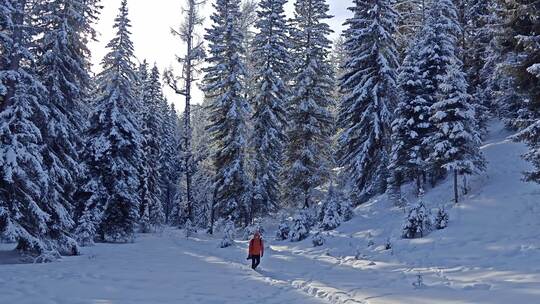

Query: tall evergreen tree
left=80, top=0, right=143, bottom=242
left=159, top=103, right=183, bottom=224
left=465, top=0, right=498, bottom=132
left=420, top=0, right=485, bottom=203
left=402, top=0, right=462, bottom=186
left=339, top=0, right=400, bottom=204
left=388, top=37, right=432, bottom=201
left=284, top=0, right=334, bottom=209
left=0, top=0, right=70, bottom=255
left=250, top=0, right=291, bottom=220
left=507, top=0, right=540, bottom=183
left=35, top=0, right=100, bottom=252
left=138, top=64, right=164, bottom=232
left=203, top=0, right=251, bottom=230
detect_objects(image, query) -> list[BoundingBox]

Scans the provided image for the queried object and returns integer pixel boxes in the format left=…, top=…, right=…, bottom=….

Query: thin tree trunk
left=416, top=175, right=422, bottom=196
left=304, top=189, right=309, bottom=209
left=209, top=187, right=217, bottom=235
left=454, top=169, right=459, bottom=204
left=463, top=175, right=468, bottom=195
left=184, top=0, right=194, bottom=222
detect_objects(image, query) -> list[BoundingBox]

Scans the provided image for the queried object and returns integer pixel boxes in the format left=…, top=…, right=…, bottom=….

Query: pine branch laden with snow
left=203, top=0, right=251, bottom=226
left=283, top=0, right=334, bottom=209
left=79, top=0, right=143, bottom=243
left=249, top=0, right=291, bottom=220
left=338, top=0, right=400, bottom=202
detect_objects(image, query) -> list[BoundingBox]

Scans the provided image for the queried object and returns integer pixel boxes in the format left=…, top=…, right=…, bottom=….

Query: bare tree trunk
left=184, top=16, right=193, bottom=222
left=166, top=0, right=206, bottom=223
left=303, top=189, right=310, bottom=209
left=454, top=169, right=459, bottom=204
left=209, top=187, right=217, bottom=235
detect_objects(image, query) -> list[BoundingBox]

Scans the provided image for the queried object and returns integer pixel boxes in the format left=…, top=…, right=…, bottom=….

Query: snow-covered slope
left=1, top=121, right=539, bottom=304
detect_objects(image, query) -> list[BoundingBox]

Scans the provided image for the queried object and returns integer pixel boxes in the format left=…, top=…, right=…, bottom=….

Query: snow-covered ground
left=1, top=121, right=540, bottom=304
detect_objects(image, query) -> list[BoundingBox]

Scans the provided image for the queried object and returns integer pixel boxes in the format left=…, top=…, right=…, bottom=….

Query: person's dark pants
left=251, top=255, right=261, bottom=269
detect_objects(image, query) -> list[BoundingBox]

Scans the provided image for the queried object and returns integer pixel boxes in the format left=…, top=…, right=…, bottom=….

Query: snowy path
left=0, top=232, right=325, bottom=304
left=1, top=121, right=540, bottom=304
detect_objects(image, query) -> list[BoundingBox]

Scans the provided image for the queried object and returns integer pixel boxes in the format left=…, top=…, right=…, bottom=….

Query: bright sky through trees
left=89, top=0, right=350, bottom=110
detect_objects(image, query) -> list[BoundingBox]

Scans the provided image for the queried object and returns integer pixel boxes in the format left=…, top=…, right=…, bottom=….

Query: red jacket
left=249, top=234, right=264, bottom=256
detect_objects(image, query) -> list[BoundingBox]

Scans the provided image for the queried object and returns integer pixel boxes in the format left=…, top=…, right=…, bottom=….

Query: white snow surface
left=1, top=121, right=540, bottom=303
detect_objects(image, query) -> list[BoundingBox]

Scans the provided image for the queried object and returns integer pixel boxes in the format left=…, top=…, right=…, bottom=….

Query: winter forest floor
left=1, top=121, right=540, bottom=304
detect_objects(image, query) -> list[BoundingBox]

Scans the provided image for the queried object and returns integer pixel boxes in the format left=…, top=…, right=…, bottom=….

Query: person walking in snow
left=247, top=231, right=264, bottom=270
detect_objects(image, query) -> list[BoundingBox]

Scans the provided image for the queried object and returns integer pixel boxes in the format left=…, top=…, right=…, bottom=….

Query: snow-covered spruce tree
left=238, top=0, right=260, bottom=113
left=402, top=190, right=432, bottom=239
left=406, top=0, right=465, bottom=187
left=505, top=0, right=540, bottom=182
left=81, top=0, right=143, bottom=242
left=190, top=103, right=214, bottom=229
left=289, top=212, right=310, bottom=242
left=0, top=0, right=67, bottom=256
left=428, top=61, right=485, bottom=204
left=34, top=0, right=101, bottom=252
left=203, top=0, right=251, bottom=231
left=464, top=0, right=501, bottom=134
left=249, top=0, right=291, bottom=219
left=284, top=0, right=334, bottom=209
left=388, top=36, right=432, bottom=201
left=338, top=0, right=400, bottom=204
left=339, top=195, right=354, bottom=222
left=494, top=0, right=538, bottom=129
left=434, top=206, right=449, bottom=229
left=318, top=186, right=342, bottom=231
left=160, top=103, right=183, bottom=224
left=275, top=218, right=290, bottom=241
left=220, top=218, right=235, bottom=248
left=139, top=64, right=165, bottom=233
left=311, top=230, right=325, bottom=247
left=419, top=0, right=485, bottom=203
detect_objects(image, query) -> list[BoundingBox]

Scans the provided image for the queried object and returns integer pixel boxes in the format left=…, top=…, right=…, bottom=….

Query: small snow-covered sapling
left=220, top=219, right=235, bottom=248
left=312, top=231, right=325, bottom=247
left=434, top=207, right=449, bottom=230
left=275, top=219, right=290, bottom=241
